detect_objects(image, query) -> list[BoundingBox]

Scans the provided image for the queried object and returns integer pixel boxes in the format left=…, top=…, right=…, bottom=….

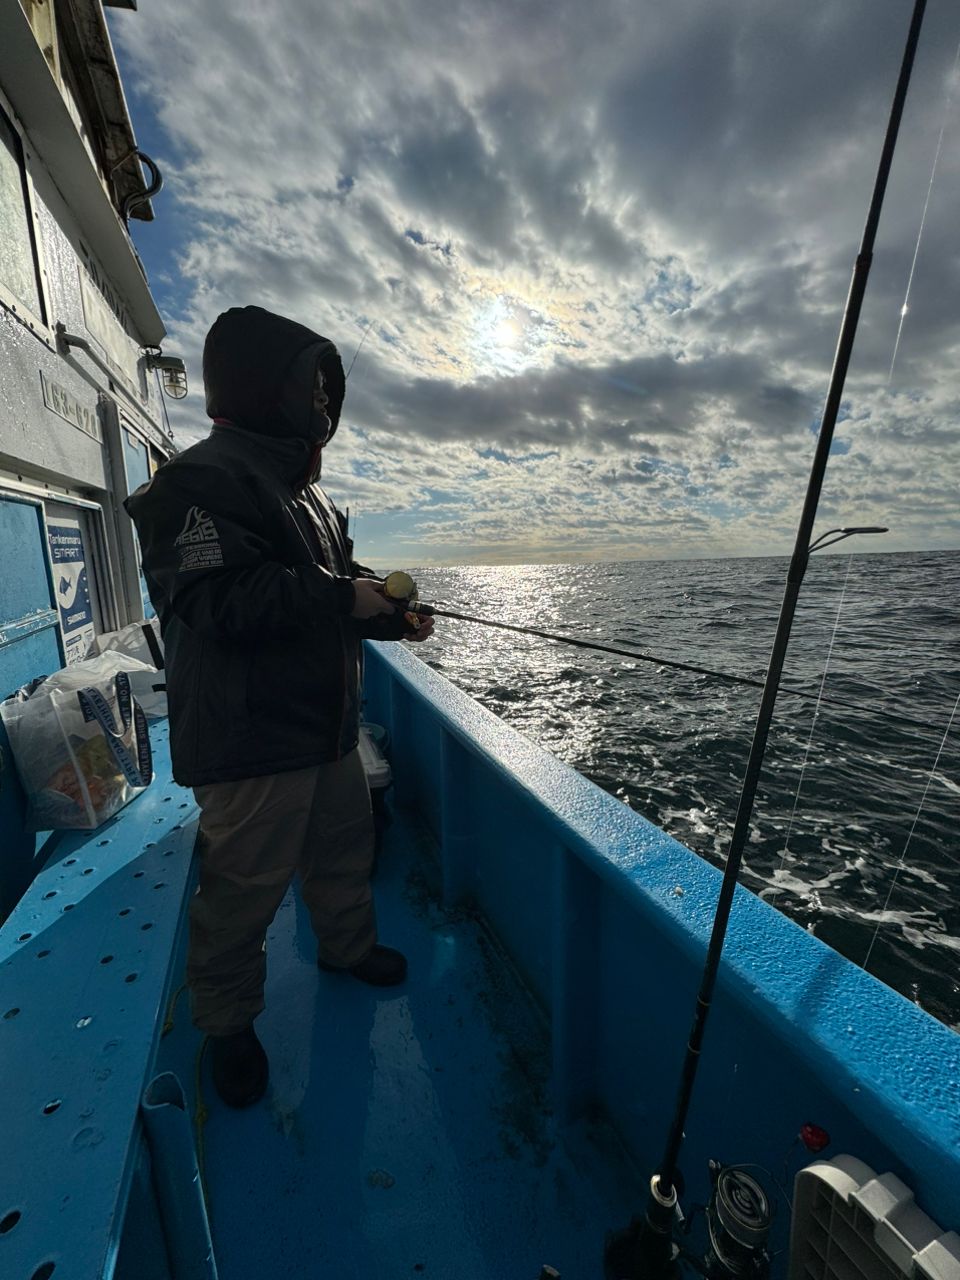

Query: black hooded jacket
left=125, top=306, right=404, bottom=786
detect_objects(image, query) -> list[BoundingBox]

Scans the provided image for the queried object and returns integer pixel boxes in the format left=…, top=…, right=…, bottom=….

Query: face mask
left=302, top=442, right=323, bottom=488
left=313, top=371, right=334, bottom=446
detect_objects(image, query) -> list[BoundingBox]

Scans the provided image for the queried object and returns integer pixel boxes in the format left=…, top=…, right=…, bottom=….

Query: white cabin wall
left=0, top=118, right=168, bottom=492
left=0, top=310, right=101, bottom=491
left=0, top=0, right=177, bottom=918
left=0, top=23, right=177, bottom=637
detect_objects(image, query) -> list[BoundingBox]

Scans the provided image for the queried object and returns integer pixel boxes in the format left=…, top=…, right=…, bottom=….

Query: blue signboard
left=47, top=517, right=95, bottom=664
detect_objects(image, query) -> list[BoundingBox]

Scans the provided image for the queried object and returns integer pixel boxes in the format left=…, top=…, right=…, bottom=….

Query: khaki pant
left=188, top=749, right=377, bottom=1036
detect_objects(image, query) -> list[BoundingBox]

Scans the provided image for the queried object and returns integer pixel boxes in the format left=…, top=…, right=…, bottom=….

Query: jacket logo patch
left=175, top=506, right=224, bottom=572
left=175, top=507, right=219, bottom=546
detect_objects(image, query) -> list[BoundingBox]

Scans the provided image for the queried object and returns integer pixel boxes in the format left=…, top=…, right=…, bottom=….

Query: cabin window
left=0, top=495, right=61, bottom=698
left=0, top=494, right=114, bottom=682
left=0, top=105, right=44, bottom=324
left=0, top=494, right=63, bottom=915
left=121, top=425, right=157, bottom=620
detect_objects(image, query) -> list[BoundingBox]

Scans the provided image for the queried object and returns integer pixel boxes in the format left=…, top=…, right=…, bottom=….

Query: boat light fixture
left=145, top=352, right=189, bottom=399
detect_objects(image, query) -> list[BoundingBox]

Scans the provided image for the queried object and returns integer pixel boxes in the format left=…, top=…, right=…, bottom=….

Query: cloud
left=109, top=0, right=960, bottom=564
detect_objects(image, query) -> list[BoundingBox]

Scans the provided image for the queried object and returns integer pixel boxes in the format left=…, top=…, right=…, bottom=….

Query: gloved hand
left=403, top=613, right=435, bottom=643
left=350, top=578, right=395, bottom=619
left=364, top=608, right=435, bottom=641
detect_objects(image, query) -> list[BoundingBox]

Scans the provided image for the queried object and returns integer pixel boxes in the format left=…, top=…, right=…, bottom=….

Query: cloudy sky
left=108, top=0, right=959, bottom=568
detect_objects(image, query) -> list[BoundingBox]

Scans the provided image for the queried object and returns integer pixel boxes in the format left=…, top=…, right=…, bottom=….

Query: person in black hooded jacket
left=125, top=305, right=434, bottom=1107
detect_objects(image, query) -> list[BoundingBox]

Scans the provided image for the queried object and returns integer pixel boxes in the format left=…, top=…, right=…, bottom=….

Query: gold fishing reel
left=383, top=570, right=417, bottom=603
left=382, top=571, right=435, bottom=626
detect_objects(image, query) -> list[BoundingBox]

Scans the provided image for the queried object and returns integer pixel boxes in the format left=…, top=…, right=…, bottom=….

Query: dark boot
left=318, top=944, right=407, bottom=986
left=209, top=1025, right=269, bottom=1107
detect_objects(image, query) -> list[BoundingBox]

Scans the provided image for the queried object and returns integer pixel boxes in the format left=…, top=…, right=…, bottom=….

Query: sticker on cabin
left=40, top=371, right=102, bottom=443
left=175, top=506, right=223, bottom=572
left=47, top=518, right=96, bottom=664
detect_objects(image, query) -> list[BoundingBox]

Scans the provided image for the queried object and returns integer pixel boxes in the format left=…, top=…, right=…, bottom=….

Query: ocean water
left=407, top=551, right=960, bottom=1030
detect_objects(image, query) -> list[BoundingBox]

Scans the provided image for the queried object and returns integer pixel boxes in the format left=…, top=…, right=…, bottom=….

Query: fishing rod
left=381, top=567, right=942, bottom=739
left=345, top=317, right=376, bottom=380
left=602, top=2, right=931, bottom=1276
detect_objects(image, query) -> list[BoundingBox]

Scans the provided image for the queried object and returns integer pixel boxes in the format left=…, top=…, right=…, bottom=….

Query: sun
left=473, top=296, right=527, bottom=373
left=465, top=289, right=554, bottom=376
left=491, top=316, right=520, bottom=348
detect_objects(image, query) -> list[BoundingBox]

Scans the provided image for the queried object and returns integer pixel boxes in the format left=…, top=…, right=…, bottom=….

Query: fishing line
left=420, top=599, right=942, bottom=737
left=887, top=36, right=960, bottom=384
left=862, top=687, right=960, bottom=974
left=768, top=555, right=855, bottom=901
left=345, top=317, right=376, bottom=380
left=605, top=6, right=931, bottom=1269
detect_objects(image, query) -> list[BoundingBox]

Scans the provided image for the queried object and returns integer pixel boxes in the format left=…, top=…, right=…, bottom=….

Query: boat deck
left=188, top=803, right=643, bottom=1280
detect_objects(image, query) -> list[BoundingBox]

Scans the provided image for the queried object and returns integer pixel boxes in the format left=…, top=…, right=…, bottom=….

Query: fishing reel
left=699, top=1162, right=772, bottom=1278
left=605, top=1161, right=773, bottom=1280
left=383, top=571, right=435, bottom=617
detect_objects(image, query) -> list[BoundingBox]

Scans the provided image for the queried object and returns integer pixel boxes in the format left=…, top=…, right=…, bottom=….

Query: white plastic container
left=790, top=1154, right=960, bottom=1280
left=358, top=723, right=392, bottom=798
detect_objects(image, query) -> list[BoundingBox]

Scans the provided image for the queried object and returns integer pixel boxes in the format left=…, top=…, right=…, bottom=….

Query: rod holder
left=604, top=1176, right=681, bottom=1279
left=141, top=1071, right=218, bottom=1280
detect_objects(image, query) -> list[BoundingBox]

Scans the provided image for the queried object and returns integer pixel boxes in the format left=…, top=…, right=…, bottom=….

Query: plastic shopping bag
left=90, top=619, right=167, bottom=719
left=90, top=618, right=164, bottom=667
left=0, top=652, right=154, bottom=830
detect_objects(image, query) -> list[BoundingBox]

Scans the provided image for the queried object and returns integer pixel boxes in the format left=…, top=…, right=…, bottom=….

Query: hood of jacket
left=202, top=305, right=346, bottom=446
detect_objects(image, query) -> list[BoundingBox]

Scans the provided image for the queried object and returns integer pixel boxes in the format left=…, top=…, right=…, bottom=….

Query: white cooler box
left=358, top=723, right=392, bottom=809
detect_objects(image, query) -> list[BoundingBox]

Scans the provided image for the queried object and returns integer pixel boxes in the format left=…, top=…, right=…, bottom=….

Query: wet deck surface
left=197, top=805, right=643, bottom=1279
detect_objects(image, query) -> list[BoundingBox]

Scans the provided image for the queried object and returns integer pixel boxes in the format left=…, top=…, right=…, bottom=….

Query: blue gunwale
left=363, top=642, right=960, bottom=1229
